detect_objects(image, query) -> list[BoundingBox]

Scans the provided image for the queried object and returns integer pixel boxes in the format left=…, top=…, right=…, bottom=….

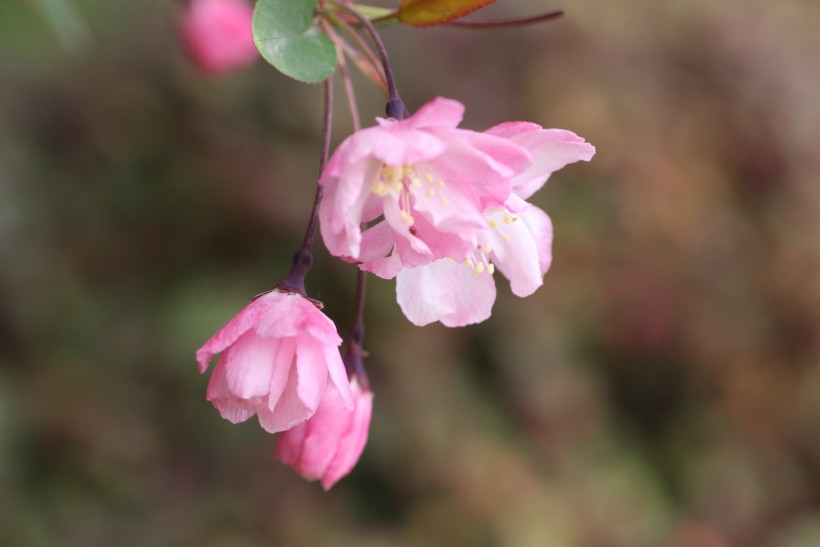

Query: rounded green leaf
left=253, top=0, right=337, bottom=83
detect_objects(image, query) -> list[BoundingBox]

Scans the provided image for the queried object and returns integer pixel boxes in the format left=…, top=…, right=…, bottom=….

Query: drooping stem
left=276, top=78, right=334, bottom=297
left=343, top=267, right=369, bottom=388
left=332, top=2, right=404, bottom=120
left=447, top=10, right=564, bottom=29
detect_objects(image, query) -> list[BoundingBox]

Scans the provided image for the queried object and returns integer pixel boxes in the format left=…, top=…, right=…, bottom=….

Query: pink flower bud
left=276, top=377, right=373, bottom=490
left=196, top=290, right=353, bottom=433
left=178, top=0, right=258, bottom=76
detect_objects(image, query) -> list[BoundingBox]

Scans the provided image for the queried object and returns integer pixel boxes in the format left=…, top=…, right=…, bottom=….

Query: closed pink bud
left=196, top=290, right=353, bottom=434
left=276, top=377, right=373, bottom=490
left=178, top=0, right=258, bottom=76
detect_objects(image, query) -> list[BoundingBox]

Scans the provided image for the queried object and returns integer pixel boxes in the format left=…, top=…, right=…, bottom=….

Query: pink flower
left=319, top=97, right=532, bottom=273
left=395, top=125, right=596, bottom=327
left=276, top=377, right=373, bottom=490
left=178, top=0, right=258, bottom=76
left=196, top=289, right=353, bottom=433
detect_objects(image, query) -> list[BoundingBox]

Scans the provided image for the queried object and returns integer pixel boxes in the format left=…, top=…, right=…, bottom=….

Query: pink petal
left=321, top=387, right=373, bottom=490
left=274, top=421, right=307, bottom=466
left=264, top=337, right=296, bottom=412
left=294, top=339, right=330, bottom=412
left=403, top=97, right=465, bottom=128
left=196, top=290, right=283, bottom=373
left=292, top=386, right=351, bottom=481
left=260, top=359, right=312, bottom=433
left=502, top=127, right=596, bottom=200
left=361, top=252, right=403, bottom=280
left=324, top=345, right=353, bottom=409
left=255, top=293, right=341, bottom=347
left=520, top=203, right=554, bottom=275
left=205, top=354, right=255, bottom=424
left=357, top=221, right=395, bottom=263
left=396, top=259, right=497, bottom=327
left=484, top=121, right=543, bottom=140
left=222, top=331, right=277, bottom=399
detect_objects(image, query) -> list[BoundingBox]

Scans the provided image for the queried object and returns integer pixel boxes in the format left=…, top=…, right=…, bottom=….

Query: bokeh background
left=2, top=0, right=820, bottom=545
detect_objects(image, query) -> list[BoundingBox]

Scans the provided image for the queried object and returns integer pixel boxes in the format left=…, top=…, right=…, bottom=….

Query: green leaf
left=253, top=0, right=337, bottom=83
left=397, top=0, right=497, bottom=27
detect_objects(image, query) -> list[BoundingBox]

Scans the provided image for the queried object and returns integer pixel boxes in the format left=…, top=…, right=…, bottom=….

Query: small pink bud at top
left=276, top=377, right=373, bottom=490
left=196, top=290, right=353, bottom=434
left=178, top=0, right=258, bottom=76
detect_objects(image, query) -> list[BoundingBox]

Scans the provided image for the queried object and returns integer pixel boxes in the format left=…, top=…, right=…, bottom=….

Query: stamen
left=370, top=180, right=389, bottom=196
left=488, top=264, right=495, bottom=275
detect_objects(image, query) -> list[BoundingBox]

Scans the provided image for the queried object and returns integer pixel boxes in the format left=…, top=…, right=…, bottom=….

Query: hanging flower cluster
left=189, top=0, right=594, bottom=489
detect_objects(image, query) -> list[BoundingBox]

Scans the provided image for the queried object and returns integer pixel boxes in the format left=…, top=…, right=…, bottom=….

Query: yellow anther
left=463, top=259, right=471, bottom=266
left=503, top=235, right=510, bottom=241
left=424, top=172, right=435, bottom=183
left=440, top=196, right=450, bottom=207
left=489, top=220, right=499, bottom=229
left=472, top=263, right=485, bottom=276
left=426, top=188, right=436, bottom=197
left=403, top=165, right=413, bottom=176
left=503, top=217, right=513, bottom=224
left=411, top=178, right=422, bottom=188
left=511, top=216, right=518, bottom=222
left=488, top=264, right=495, bottom=275
left=400, top=210, right=415, bottom=225
left=484, top=245, right=492, bottom=254
left=436, top=179, right=445, bottom=188
left=370, top=181, right=389, bottom=196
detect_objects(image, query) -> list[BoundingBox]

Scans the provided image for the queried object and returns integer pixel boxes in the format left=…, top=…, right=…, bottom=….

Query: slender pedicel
left=274, top=77, right=334, bottom=298
left=332, top=2, right=405, bottom=120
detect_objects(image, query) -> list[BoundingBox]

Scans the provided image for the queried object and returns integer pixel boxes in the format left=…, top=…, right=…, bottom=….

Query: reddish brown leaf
left=397, top=0, right=497, bottom=27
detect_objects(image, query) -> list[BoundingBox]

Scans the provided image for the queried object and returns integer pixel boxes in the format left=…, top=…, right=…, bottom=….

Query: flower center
left=370, top=163, right=450, bottom=230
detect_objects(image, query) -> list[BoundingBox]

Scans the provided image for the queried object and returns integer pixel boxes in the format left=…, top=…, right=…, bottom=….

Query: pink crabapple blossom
left=196, top=289, right=353, bottom=433
left=318, top=97, right=533, bottom=277
left=276, top=377, right=373, bottom=490
left=178, top=0, right=258, bottom=76
left=395, top=123, right=596, bottom=327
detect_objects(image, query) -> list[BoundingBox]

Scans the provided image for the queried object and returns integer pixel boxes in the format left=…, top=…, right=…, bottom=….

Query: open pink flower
left=178, top=0, right=258, bottom=76
left=319, top=97, right=532, bottom=272
left=396, top=126, right=595, bottom=327
left=196, top=290, right=352, bottom=433
left=276, top=377, right=373, bottom=490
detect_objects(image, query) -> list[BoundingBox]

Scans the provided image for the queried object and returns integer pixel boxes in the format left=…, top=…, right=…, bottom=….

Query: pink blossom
left=196, top=290, right=352, bottom=433
left=318, top=97, right=533, bottom=272
left=276, top=377, right=373, bottom=490
left=178, top=0, right=258, bottom=76
left=396, top=126, right=595, bottom=327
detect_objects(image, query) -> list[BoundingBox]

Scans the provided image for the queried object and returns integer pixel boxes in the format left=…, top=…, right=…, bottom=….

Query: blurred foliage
left=1, top=0, right=820, bottom=545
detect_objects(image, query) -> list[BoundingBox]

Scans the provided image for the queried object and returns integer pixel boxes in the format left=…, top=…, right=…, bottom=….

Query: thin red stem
left=447, top=10, right=564, bottom=29
left=332, top=2, right=404, bottom=119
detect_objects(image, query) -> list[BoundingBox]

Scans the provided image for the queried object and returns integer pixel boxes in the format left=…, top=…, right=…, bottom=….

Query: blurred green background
left=2, top=0, right=820, bottom=545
